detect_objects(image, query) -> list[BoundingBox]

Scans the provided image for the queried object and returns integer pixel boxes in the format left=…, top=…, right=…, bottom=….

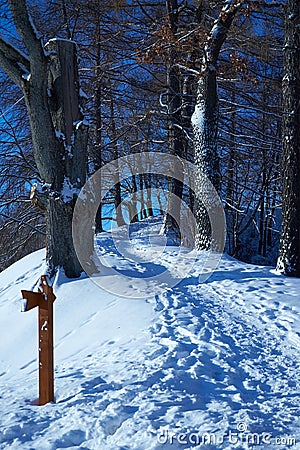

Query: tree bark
left=162, top=0, right=187, bottom=243
left=109, top=95, right=126, bottom=227
left=0, top=1, right=90, bottom=277
left=193, top=70, right=220, bottom=249
left=45, top=40, right=89, bottom=277
left=93, top=15, right=104, bottom=233
left=276, top=0, right=300, bottom=276
left=192, top=0, right=241, bottom=250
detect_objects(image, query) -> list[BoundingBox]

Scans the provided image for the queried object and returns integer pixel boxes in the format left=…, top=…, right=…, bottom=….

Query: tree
left=0, top=0, right=291, bottom=273
left=220, top=11, right=283, bottom=263
left=0, top=73, right=46, bottom=270
left=276, top=0, right=300, bottom=276
left=161, top=0, right=198, bottom=243
left=160, top=0, right=187, bottom=241
left=192, top=0, right=242, bottom=250
left=0, top=0, right=89, bottom=277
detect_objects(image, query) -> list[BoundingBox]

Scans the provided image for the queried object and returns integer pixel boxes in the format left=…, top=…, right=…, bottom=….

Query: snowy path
left=1, top=227, right=300, bottom=449
left=149, top=282, right=300, bottom=447
left=2, top=279, right=300, bottom=449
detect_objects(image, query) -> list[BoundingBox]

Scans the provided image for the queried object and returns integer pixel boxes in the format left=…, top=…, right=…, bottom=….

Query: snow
left=46, top=38, right=77, bottom=46
left=73, top=119, right=89, bottom=130
left=191, top=104, right=205, bottom=133
left=21, top=72, right=31, bottom=82
left=61, top=177, right=80, bottom=203
left=55, top=130, right=65, bottom=141
left=1, top=219, right=300, bottom=449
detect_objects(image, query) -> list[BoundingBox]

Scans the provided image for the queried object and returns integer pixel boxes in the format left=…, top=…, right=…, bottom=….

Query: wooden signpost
left=21, top=276, right=56, bottom=406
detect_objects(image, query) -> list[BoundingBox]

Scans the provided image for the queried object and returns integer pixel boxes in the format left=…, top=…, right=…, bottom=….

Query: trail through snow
left=1, top=220, right=300, bottom=449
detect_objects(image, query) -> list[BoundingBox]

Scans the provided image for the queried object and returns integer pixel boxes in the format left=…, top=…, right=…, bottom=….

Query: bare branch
left=0, top=211, right=46, bottom=235
left=7, top=0, right=44, bottom=61
left=0, top=49, right=24, bottom=89
left=205, top=1, right=243, bottom=68
left=0, top=36, right=30, bottom=72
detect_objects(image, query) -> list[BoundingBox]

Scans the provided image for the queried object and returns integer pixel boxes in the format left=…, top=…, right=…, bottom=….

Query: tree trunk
left=162, top=0, right=186, bottom=242
left=138, top=174, right=147, bottom=220
left=144, top=173, right=154, bottom=217
left=47, top=199, right=80, bottom=277
left=93, top=15, right=104, bottom=233
left=39, top=39, right=89, bottom=277
left=192, top=70, right=220, bottom=250
left=109, top=92, right=126, bottom=227
left=192, top=1, right=241, bottom=250
left=0, top=2, right=91, bottom=277
left=276, top=0, right=300, bottom=276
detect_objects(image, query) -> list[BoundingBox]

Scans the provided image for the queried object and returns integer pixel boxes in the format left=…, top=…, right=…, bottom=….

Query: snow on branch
left=204, top=0, right=243, bottom=69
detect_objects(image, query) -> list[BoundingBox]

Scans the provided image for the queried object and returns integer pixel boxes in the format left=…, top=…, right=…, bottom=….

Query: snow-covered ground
left=1, top=219, right=300, bottom=449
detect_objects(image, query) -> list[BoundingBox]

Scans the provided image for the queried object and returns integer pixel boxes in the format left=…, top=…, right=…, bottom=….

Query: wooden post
left=21, top=276, right=56, bottom=406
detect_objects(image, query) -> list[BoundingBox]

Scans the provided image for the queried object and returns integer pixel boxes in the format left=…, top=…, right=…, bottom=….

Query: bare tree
left=0, top=0, right=90, bottom=277
left=192, top=0, right=242, bottom=250
left=276, top=0, right=300, bottom=276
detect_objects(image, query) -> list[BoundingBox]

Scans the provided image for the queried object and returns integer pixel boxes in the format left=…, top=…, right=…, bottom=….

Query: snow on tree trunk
left=191, top=0, right=242, bottom=250
left=192, top=70, right=220, bottom=250
left=276, top=0, right=300, bottom=276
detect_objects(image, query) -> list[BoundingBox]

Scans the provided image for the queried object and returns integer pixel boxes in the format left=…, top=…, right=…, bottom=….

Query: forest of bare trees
left=0, top=0, right=299, bottom=278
